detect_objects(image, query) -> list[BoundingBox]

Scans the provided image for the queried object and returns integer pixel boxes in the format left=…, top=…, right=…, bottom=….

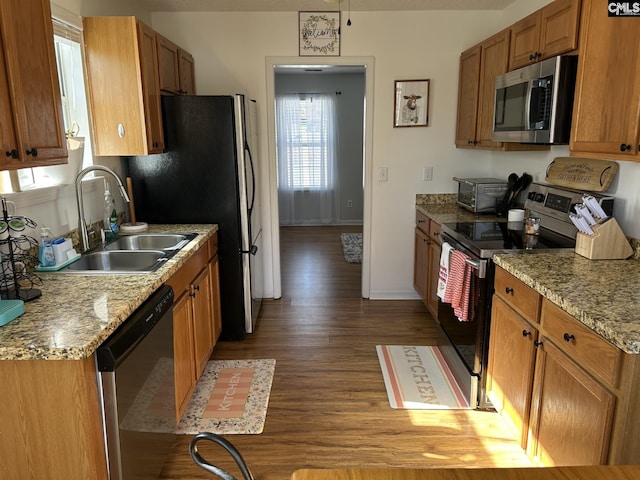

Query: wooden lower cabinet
left=173, top=291, right=196, bottom=418
left=192, top=266, right=214, bottom=375
left=528, top=338, right=615, bottom=466
left=169, top=232, right=221, bottom=420
left=413, top=226, right=429, bottom=300
left=487, top=267, right=639, bottom=466
left=0, top=357, right=108, bottom=479
left=413, top=210, right=441, bottom=318
left=486, top=295, right=538, bottom=448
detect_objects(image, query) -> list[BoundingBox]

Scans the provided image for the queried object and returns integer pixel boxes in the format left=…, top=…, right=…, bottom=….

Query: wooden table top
left=291, top=465, right=640, bottom=480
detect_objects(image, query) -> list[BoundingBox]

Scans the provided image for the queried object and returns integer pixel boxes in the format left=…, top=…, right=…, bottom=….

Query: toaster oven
left=453, top=177, right=508, bottom=213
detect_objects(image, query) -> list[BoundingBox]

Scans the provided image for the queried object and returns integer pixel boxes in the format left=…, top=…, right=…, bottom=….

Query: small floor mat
left=340, top=233, right=362, bottom=263
left=176, top=358, right=276, bottom=434
left=376, top=345, right=469, bottom=410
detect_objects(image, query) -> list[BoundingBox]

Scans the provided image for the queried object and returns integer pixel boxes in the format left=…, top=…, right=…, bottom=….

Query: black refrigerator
left=125, top=95, right=263, bottom=340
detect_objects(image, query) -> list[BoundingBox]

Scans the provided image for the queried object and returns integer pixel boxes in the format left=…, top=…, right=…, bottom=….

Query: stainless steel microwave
left=492, top=55, right=578, bottom=144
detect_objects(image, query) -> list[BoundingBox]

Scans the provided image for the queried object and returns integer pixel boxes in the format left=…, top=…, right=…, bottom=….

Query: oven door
left=438, top=233, right=494, bottom=410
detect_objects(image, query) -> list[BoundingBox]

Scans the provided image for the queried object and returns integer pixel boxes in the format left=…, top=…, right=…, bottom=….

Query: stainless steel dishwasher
left=96, top=285, right=175, bottom=480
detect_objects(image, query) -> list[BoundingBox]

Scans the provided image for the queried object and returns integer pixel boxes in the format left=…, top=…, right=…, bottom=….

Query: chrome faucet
left=75, top=165, right=130, bottom=252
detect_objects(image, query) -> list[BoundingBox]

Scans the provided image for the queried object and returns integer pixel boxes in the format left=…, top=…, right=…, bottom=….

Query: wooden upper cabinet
left=157, top=34, right=196, bottom=95
left=137, top=22, right=164, bottom=153
left=455, top=45, right=481, bottom=148
left=157, top=34, right=180, bottom=94
left=178, top=48, right=196, bottom=95
left=476, top=29, right=510, bottom=148
left=570, top=0, right=640, bottom=160
left=456, top=30, right=510, bottom=150
left=0, top=0, right=67, bottom=169
left=84, top=17, right=164, bottom=156
left=509, top=0, right=581, bottom=70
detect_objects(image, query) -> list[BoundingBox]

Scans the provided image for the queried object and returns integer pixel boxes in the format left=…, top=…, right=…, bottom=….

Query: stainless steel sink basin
left=56, top=233, right=197, bottom=274
left=63, top=250, right=168, bottom=274
left=104, top=233, right=195, bottom=252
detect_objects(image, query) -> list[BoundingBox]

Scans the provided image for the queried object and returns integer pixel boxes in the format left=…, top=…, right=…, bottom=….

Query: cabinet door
left=455, top=45, right=481, bottom=148
left=529, top=338, right=616, bottom=466
left=538, top=0, right=581, bottom=61
left=0, top=0, right=67, bottom=167
left=137, top=22, right=164, bottom=153
left=487, top=296, right=538, bottom=448
left=413, top=227, right=429, bottom=302
left=509, top=11, right=541, bottom=70
left=157, top=35, right=180, bottom=94
left=0, top=32, right=17, bottom=165
left=426, top=239, right=441, bottom=318
left=192, top=267, right=214, bottom=377
left=173, top=292, right=196, bottom=420
left=209, top=254, right=222, bottom=342
left=570, top=0, right=640, bottom=158
left=178, top=48, right=196, bottom=95
left=476, top=30, right=509, bottom=148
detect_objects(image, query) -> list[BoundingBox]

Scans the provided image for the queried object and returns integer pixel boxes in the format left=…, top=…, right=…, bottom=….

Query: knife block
left=574, top=217, right=633, bottom=260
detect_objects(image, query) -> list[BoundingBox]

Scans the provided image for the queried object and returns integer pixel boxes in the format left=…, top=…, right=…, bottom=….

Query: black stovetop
left=440, top=220, right=576, bottom=259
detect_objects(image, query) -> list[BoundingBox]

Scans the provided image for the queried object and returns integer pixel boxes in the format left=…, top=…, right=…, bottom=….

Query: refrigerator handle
left=240, top=245, right=258, bottom=255
left=246, top=141, right=256, bottom=214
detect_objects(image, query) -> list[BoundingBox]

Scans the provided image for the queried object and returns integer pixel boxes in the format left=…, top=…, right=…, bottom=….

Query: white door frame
left=265, top=56, right=374, bottom=299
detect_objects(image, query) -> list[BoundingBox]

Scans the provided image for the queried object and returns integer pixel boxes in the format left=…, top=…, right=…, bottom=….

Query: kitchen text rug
left=376, top=345, right=470, bottom=410
left=176, top=358, right=276, bottom=435
left=340, top=232, right=362, bottom=263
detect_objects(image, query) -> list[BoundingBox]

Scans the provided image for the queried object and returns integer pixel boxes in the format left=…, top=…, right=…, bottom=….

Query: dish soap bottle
left=103, top=179, right=119, bottom=241
left=39, top=228, right=55, bottom=267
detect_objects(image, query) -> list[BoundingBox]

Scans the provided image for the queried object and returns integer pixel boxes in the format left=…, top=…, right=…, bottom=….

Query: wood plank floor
left=160, top=226, right=531, bottom=480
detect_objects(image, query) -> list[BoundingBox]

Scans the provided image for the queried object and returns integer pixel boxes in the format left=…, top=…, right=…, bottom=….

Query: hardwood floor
left=160, top=226, right=530, bottom=480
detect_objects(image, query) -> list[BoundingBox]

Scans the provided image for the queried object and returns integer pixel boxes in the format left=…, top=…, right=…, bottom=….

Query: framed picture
left=393, top=79, right=430, bottom=127
left=299, top=11, right=340, bottom=57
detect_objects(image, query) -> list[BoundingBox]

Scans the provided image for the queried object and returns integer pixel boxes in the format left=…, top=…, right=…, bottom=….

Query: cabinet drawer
left=494, top=267, right=541, bottom=324
left=416, top=210, right=430, bottom=235
left=541, top=299, right=621, bottom=387
left=428, top=219, right=441, bottom=244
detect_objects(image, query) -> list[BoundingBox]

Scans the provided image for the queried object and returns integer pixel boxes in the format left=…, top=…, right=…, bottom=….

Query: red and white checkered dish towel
left=442, top=249, right=475, bottom=322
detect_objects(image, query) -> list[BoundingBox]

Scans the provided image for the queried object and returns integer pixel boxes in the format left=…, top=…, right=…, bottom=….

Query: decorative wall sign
left=299, top=11, right=340, bottom=56
left=393, top=79, right=430, bottom=127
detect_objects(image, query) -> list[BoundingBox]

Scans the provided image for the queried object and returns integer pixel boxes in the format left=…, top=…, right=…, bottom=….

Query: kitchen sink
left=63, top=250, right=168, bottom=273
left=104, top=233, right=196, bottom=252
left=56, top=233, right=198, bottom=274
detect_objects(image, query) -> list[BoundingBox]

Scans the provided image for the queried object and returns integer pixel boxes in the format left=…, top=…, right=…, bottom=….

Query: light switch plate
left=422, top=166, right=433, bottom=181
left=378, top=167, right=388, bottom=182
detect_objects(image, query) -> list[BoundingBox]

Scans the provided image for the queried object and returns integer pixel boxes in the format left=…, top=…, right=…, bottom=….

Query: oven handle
left=465, top=257, right=487, bottom=279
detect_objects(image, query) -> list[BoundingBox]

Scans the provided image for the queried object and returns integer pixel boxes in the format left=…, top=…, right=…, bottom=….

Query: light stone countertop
left=493, top=252, right=640, bottom=355
left=0, top=224, right=217, bottom=361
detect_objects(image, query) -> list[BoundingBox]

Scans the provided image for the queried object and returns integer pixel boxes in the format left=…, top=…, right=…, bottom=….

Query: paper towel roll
left=508, top=208, right=525, bottom=222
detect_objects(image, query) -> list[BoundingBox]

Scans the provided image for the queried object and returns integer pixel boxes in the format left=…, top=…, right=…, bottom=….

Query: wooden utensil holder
left=574, top=217, right=633, bottom=260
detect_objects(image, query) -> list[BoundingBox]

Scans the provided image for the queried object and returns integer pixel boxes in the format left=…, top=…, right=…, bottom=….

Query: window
left=276, top=94, right=335, bottom=190
left=276, top=93, right=338, bottom=225
left=2, top=9, right=92, bottom=192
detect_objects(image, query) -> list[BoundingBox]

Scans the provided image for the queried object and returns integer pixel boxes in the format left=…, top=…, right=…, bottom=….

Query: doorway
left=265, top=56, right=374, bottom=300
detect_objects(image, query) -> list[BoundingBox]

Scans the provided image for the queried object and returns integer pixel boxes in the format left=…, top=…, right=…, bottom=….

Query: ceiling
left=131, top=0, right=517, bottom=12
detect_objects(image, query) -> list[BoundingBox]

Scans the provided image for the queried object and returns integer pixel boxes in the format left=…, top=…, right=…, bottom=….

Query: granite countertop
left=0, top=224, right=218, bottom=361
left=493, top=252, right=640, bottom=355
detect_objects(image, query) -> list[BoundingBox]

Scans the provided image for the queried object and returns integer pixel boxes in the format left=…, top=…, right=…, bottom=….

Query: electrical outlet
left=422, top=166, right=433, bottom=181
left=378, top=167, right=388, bottom=182
left=347, top=200, right=353, bottom=208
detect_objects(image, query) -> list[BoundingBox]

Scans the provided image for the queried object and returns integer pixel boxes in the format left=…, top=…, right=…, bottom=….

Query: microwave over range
left=492, top=55, right=578, bottom=145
